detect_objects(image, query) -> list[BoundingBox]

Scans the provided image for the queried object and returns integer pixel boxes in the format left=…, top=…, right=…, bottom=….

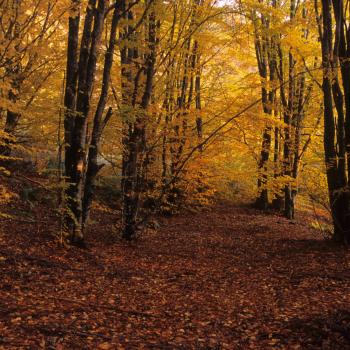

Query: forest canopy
left=0, top=0, right=348, bottom=244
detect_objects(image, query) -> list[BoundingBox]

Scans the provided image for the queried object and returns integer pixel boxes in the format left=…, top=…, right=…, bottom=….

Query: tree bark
left=320, top=0, right=350, bottom=243
left=63, top=0, right=108, bottom=244
left=82, top=4, right=121, bottom=228
left=121, top=0, right=157, bottom=240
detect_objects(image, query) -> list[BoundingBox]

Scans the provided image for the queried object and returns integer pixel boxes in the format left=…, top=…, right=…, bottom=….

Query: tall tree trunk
left=63, top=0, right=107, bottom=244
left=283, top=49, right=294, bottom=220
left=1, top=4, right=21, bottom=158
left=63, top=0, right=81, bottom=240
left=121, top=1, right=157, bottom=240
left=253, top=5, right=277, bottom=210
left=320, top=0, right=350, bottom=243
left=82, top=4, right=121, bottom=228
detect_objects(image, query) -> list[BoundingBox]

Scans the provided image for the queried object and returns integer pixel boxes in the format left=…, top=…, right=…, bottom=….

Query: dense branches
left=1, top=0, right=347, bottom=246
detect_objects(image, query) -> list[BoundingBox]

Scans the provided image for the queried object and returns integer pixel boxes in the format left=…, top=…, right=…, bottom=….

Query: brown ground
left=0, top=183, right=350, bottom=349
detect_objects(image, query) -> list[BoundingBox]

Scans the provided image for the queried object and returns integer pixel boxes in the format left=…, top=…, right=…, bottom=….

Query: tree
left=119, top=0, right=158, bottom=240
left=317, top=0, right=350, bottom=243
left=251, top=0, right=278, bottom=210
left=243, top=0, right=316, bottom=218
left=0, top=0, right=64, bottom=157
left=63, top=0, right=120, bottom=244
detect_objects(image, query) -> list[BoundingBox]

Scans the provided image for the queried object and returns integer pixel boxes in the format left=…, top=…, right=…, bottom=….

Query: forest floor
left=1, top=180, right=350, bottom=349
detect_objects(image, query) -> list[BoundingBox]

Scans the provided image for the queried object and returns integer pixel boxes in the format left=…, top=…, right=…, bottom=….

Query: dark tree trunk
left=320, top=0, right=350, bottom=243
left=121, top=1, right=157, bottom=240
left=253, top=5, right=277, bottom=210
left=82, top=4, right=121, bottom=227
left=63, top=0, right=81, bottom=240
left=63, top=0, right=108, bottom=244
left=0, top=88, right=20, bottom=157
left=284, top=49, right=294, bottom=220
left=272, top=126, right=284, bottom=210
left=256, top=126, right=272, bottom=210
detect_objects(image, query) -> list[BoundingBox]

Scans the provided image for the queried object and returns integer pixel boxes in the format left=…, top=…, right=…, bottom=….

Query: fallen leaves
left=0, top=203, right=349, bottom=349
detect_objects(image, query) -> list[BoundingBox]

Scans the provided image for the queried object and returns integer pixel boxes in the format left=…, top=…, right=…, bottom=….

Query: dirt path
left=1, top=204, right=350, bottom=349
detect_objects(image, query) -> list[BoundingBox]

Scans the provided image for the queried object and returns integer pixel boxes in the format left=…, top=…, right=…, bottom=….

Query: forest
left=0, top=0, right=350, bottom=348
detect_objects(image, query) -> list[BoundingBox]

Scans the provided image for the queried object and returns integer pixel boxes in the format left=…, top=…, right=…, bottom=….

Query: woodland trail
left=1, top=203, right=350, bottom=349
